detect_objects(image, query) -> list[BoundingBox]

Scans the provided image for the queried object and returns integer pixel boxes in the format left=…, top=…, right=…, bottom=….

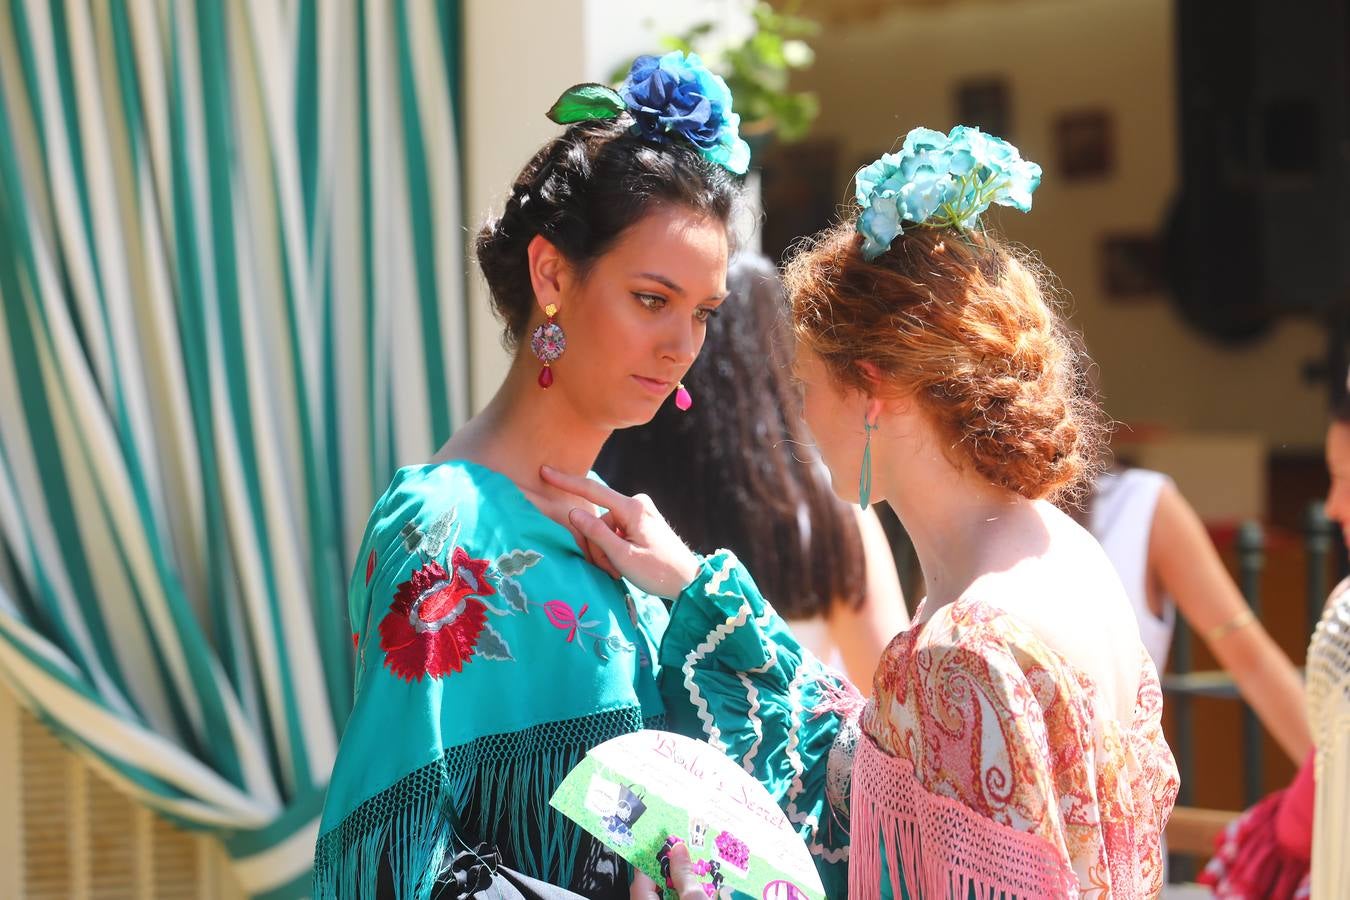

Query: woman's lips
left=631, top=375, right=672, bottom=397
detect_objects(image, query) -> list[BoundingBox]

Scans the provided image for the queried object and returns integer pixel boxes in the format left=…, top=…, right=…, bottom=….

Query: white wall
left=797, top=0, right=1329, bottom=450
left=463, top=0, right=750, bottom=412
left=463, top=2, right=586, bottom=411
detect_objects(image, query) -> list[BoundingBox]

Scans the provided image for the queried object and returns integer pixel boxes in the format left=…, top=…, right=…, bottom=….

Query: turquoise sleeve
left=658, top=549, right=855, bottom=896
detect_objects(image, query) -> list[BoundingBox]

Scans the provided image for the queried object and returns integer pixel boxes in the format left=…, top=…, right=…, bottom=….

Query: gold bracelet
left=1205, top=608, right=1257, bottom=643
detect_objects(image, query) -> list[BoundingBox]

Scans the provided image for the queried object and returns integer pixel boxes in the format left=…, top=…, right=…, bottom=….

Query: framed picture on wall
left=759, top=138, right=841, bottom=266
left=954, top=77, right=1011, bottom=139
left=1100, top=233, right=1165, bottom=298
left=1054, top=110, right=1114, bottom=179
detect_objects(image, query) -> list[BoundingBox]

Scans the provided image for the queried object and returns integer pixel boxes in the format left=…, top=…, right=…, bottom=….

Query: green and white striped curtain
left=0, top=1, right=466, bottom=896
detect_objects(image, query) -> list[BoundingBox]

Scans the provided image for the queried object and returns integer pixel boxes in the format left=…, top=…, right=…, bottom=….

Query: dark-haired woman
left=597, top=253, right=907, bottom=689
left=313, top=53, right=787, bottom=899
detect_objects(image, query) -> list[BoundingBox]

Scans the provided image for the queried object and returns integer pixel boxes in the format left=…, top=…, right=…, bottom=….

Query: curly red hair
left=783, top=219, right=1105, bottom=503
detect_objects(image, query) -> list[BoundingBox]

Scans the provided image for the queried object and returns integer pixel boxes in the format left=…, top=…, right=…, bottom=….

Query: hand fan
left=550, top=729, right=825, bottom=899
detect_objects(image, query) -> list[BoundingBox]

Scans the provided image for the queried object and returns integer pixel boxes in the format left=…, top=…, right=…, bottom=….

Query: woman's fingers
left=540, top=465, right=632, bottom=515
left=566, top=519, right=606, bottom=574
left=568, top=507, right=632, bottom=563
left=584, top=536, right=622, bottom=580
left=629, top=869, right=660, bottom=900
left=666, top=842, right=705, bottom=899
left=544, top=467, right=697, bottom=597
left=572, top=525, right=621, bottom=579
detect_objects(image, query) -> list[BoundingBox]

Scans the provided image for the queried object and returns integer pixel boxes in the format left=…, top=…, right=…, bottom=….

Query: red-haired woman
left=559, top=128, right=1179, bottom=899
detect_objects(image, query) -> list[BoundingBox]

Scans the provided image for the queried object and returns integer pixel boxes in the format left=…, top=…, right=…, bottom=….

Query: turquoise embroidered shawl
left=314, top=462, right=668, bottom=897
left=314, top=462, right=853, bottom=899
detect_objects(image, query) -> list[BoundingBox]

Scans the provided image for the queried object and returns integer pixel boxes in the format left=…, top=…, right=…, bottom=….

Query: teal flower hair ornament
left=854, top=125, right=1042, bottom=260
left=546, top=51, right=752, bottom=176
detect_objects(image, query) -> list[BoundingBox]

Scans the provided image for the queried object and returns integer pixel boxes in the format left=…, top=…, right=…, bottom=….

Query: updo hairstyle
left=476, top=117, right=741, bottom=347
left=784, top=221, right=1105, bottom=503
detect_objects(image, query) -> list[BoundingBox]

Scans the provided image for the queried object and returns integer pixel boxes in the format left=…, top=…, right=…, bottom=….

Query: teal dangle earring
left=859, top=415, right=877, bottom=510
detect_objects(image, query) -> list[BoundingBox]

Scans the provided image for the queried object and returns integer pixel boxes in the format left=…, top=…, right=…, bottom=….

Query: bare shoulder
left=970, top=502, right=1143, bottom=721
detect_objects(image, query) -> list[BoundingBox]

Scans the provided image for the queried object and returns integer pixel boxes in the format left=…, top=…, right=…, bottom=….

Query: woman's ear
left=863, top=396, right=885, bottom=427
left=855, top=361, right=885, bottom=423
left=526, top=234, right=565, bottom=315
left=856, top=360, right=886, bottom=385
left=856, top=360, right=909, bottom=419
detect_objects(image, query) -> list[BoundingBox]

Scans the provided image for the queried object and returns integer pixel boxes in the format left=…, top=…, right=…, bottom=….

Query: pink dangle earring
left=674, top=382, right=692, bottom=411
left=531, top=304, right=565, bottom=389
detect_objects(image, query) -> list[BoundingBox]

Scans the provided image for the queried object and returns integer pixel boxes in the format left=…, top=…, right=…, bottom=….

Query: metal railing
left=1164, top=500, right=1347, bottom=879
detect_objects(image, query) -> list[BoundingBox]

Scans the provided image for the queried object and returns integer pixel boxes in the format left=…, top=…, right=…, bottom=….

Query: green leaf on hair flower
left=547, top=83, right=625, bottom=124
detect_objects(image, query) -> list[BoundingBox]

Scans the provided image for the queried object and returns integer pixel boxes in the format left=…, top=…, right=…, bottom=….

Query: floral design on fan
left=714, top=830, right=750, bottom=873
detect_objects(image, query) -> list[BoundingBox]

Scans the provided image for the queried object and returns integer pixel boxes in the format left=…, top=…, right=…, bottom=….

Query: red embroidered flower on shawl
left=379, top=548, right=495, bottom=681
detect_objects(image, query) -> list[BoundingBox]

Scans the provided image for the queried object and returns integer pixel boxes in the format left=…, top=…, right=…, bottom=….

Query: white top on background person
left=1085, top=463, right=1311, bottom=762
left=1090, top=467, right=1177, bottom=672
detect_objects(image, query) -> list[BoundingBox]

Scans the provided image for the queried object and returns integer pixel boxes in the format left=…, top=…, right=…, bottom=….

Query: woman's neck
left=434, top=354, right=611, bottom=500
left=876, top=441, right=1040, bottom=618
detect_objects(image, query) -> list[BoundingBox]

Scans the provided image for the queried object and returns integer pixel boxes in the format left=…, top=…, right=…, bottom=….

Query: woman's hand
left=540, top=465, right=700, bottom=598
left=630, top=840, right=705, bottom=900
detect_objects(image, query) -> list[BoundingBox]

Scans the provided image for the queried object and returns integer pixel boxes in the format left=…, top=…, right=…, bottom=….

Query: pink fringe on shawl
left=849, top=734, right=1081, bottom=899
left=810, top=674, right=867, bottom=723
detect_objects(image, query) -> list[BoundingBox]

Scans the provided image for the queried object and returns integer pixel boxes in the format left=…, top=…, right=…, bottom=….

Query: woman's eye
left=635, top=292, right=665, bottom=310
left=694, top=307, right=720, bottom=323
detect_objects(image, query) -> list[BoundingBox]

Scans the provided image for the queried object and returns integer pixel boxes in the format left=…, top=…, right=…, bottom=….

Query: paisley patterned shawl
left=853, top=597, right=1179, bottom=899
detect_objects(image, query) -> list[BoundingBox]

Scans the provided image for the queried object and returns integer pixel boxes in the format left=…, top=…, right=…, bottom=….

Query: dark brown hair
left=475, top=117, right=741, bottom=347
left=596, top=254, right=866, bottom=617
left=784, top=220, right=1104, bottom=503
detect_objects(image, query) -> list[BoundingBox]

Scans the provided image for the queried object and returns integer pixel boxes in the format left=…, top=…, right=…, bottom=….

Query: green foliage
left=613, top=3, right=820, bottom=144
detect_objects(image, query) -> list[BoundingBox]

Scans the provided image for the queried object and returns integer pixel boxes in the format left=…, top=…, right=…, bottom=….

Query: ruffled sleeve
left=1199, top=750, right=1313, bottom=898
left=658, top=550, right=855, bottom=896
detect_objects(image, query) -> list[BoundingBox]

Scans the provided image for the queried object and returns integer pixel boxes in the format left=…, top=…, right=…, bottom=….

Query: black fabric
left=373, top=836, right=624, bottom=899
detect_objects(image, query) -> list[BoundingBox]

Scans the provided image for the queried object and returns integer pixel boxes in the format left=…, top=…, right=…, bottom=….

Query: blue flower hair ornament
left=546, top=51, right=751, bottom=176
left=855, top=125, right=1042, bottom=260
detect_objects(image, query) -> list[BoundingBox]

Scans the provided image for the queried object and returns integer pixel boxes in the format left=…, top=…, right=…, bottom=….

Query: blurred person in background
left=1081, top=465, right=1312, bottom=763
left=597, top=253, right=908, bottom=689
left=1201, top=377, right=1350, bottom=899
